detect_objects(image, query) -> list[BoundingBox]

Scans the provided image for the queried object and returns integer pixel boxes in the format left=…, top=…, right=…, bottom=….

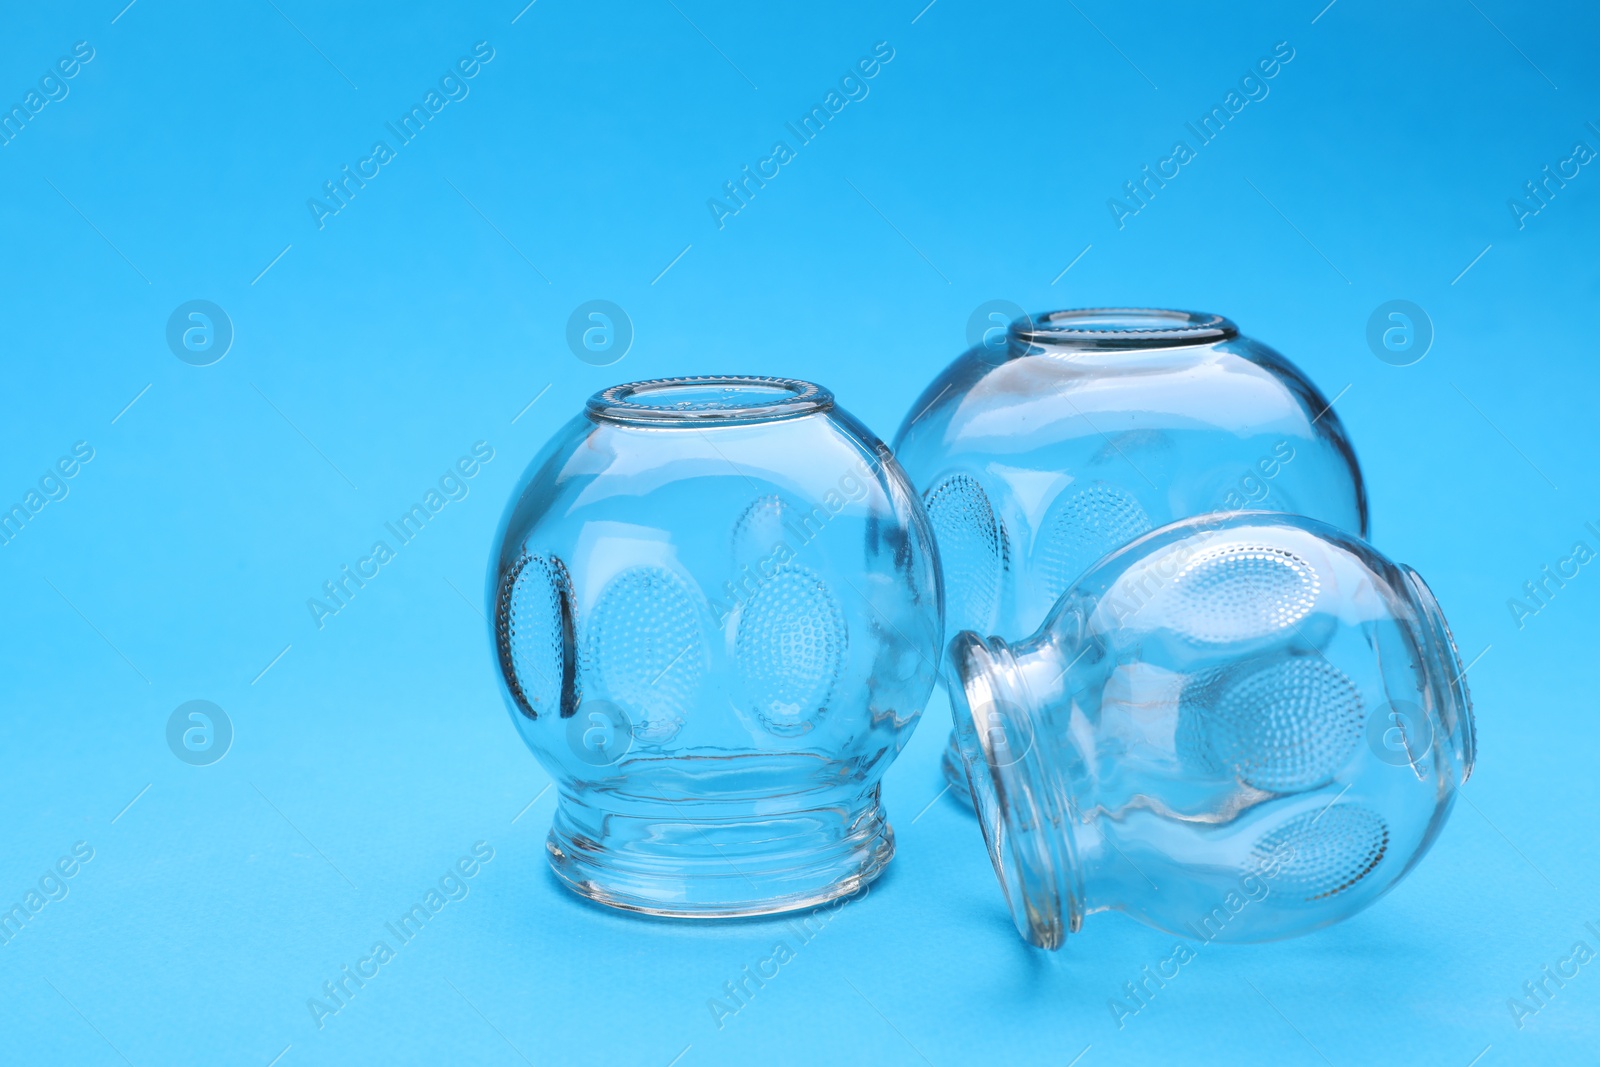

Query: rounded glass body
left=892, top=309, right=1370, bottom=800
left=946, top=513, right=1475, bottom=948
left=488, top=376, right=941, bottom=917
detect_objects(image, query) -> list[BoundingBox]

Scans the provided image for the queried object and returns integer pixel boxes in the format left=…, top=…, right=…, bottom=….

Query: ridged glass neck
left=587, top=376, right=832, bottom=426
left=1397, top=566, right=1477, bottom=784
left=947, top=632, right=1085, bottom=949
left=1012, top=307, right=1237, bottom=353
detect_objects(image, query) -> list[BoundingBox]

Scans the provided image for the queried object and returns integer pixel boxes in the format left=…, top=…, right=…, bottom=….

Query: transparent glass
left=487, top=376, right=941, bottom=918
left=945, top=512, right=1475, bottom=948
left=892, top=308, right=1370, bottom=800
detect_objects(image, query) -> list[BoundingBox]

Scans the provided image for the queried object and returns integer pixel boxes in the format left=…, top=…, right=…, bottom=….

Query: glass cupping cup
left=488, top=376, right=942, bottom=918
left=946, top=512, right=1475, bottom=949
left=892, top=308, right=1370, bottom=803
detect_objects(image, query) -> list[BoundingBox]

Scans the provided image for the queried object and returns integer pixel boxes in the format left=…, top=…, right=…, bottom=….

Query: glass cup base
left=545, top=785, right=895, bottom=918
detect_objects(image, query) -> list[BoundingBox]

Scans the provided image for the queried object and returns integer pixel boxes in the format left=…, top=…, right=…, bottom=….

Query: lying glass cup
left=488, top=376, right=941, bottom=918
left=945, top=512, right=1474, bottom=948
left=893, top=308, right=1370, bottom=803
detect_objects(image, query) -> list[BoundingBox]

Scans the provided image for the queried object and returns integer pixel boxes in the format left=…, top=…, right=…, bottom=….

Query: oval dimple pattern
left=1177, top=657, right=1364, bottom=792
left=1251, top=805, right=1390, bottom=903
left=1174, top=670, right=1228, bottom=777
left=586, top=566, right=703, bottom=743
left=1036, top=482, right=1152, bottom=601
left=731, top=494, right=795, bottom=566
left=735, top=566, right=846, bottom=736
left=923, top=474, right=1005, bottom=634
left=1165, top=542, right=1320, bottom=644
left=496, top=552, right=572, bottom=719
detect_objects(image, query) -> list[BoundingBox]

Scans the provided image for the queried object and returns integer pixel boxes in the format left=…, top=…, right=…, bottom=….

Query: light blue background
left=2, top=1, right=1596, bottom=1063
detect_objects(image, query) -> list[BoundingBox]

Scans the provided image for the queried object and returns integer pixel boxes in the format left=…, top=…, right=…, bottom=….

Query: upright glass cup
left=892, top=308, right=1370, bottom=800
left=946, top=513, right=1475, bottom=948
left=488, top=376, right=941, bottom=918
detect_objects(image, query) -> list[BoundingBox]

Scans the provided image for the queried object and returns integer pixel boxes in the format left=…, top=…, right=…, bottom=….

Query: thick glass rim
left=587, top=375, right=833, bottom=426
left=947, top=632, right=1083, bottom=949
left=1398, top=565, right=1477, bottom=782
left=1012, top=307, right=1238, bottom=351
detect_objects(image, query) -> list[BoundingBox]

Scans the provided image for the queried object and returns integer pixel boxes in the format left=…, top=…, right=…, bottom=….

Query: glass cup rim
left=947, top=632, right=1084, bottom=949
left=1396, top=564, right=1477, bottom=782
left=587, top=375, right=834, bottom=426
left=1012, top=307, right=1238, bottom=351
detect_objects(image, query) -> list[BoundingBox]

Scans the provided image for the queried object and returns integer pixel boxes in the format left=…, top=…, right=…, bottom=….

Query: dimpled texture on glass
left=488, top=376, right=941, bottom=918
left=1177, top=657, right=1366, bottom=792
left=734, top=566, right=846, bottom=736
left=1253, top=805, right=1391, bottom=904
left=892, top=309, right=1370, bottom=801
left=1036, top=481, right=1152, bottom=604
left=1166, top=541, right=1322, bottom=644
left=922, top=472, right=1006, bottom=635
left=945, top=513, right=1474, bottom=948
left=586, top=566, right=704, bottom=744
left=496, top=552, right=575, bottom=720
left=731, top=494, right=796, bottom=565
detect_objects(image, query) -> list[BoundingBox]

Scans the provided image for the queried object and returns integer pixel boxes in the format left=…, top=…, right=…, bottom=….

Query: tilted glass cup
left=488, top=376, right=941, bottom=918
left=892, top=308, right=1370, bottom=802
left=945, top=512, right=1475, bottom=948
